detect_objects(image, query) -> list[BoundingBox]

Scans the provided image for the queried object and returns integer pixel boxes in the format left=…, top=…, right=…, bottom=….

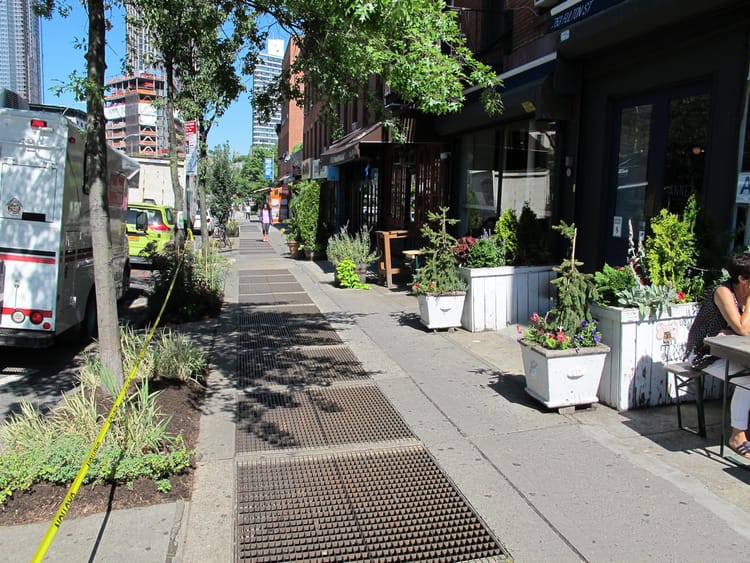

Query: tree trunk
left=87, top=0, right=124, bottom=389
left=165, top=58, right=184, bottom=249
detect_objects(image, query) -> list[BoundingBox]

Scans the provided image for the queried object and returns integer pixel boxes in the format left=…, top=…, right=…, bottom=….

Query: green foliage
left=326, top=223, right=379, bottom=266
left=250, top=0, right=503, bottom=121
left=0, top=358, right=196, bottom=503
left=548, top=221, right=597, bottom=334
left=465, top=237, right=506, bottom=268
left=411, top=207, right=467, bottom=295
left=643, top=194, right=697, bottom=294
left=594, top=264, right=639, bottom=306
left=205, top=143, right=236, bottom=224
left=617, top=284, right=679, bottom=318
left=495, top=208, right=519, bottom=264
left=236, top=146, right=276, bottom=199
left=336, top=259, right=369, bottom=289
left=288, top=180, right=321, bottom=249
left=146, top=245, right=227, bottom=324
left=524, top=312, right=603, bottom=350
left=152, top=329, right=208, bottom=384
left=515, top=203, right=550, bottom=265
left=226, top=220, right=239, bottom=237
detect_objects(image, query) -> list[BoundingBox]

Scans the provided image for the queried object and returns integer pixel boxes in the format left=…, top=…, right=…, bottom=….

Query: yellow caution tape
left=31, top=254, right=184, bottom=563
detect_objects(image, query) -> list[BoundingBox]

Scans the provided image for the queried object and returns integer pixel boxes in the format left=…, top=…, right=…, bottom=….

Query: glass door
left=606, top=87, right=710, bottom=265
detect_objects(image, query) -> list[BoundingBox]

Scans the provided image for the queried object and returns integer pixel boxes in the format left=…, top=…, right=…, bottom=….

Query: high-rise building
left=0, top=0, right=42, bottom=103
left=124, top=1, right=163, bottom=76
left=104, top=4, right=181, bottom=160
left=251, top=39, right=284, bottom=148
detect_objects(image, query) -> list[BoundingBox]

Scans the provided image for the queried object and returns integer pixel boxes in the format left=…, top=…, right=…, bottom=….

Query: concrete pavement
left=4, top=215, right=750, bottom=562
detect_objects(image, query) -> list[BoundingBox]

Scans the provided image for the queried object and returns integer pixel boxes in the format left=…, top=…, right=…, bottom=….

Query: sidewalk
left=6, top=216, right=750, bottom=562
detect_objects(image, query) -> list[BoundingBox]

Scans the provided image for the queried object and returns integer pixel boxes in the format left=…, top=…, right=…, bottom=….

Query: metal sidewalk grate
left=237, top=446, right=507, bottom=561
left=237, top=346, right=368, bottom=387
left=236, top=385, right=415, bottom=451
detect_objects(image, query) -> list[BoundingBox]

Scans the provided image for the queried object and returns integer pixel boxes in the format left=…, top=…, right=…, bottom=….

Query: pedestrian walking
left=260, top=202, right=271, bottom=242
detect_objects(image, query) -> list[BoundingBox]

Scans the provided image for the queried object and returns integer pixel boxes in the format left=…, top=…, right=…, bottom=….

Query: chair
left=665, top=361, right=706, bottom=437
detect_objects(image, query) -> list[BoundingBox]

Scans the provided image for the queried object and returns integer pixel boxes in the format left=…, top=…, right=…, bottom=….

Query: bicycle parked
left=214, top=222, right=233, bottom=249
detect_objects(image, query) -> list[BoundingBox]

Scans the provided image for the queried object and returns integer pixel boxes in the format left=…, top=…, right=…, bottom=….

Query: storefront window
left=500, top=121, right=555, bottom=221
left=735, top=83, right=750, bottom=247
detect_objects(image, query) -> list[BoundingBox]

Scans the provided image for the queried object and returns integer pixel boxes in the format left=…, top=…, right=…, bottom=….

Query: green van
left=126, top=202, right=176, bottom=264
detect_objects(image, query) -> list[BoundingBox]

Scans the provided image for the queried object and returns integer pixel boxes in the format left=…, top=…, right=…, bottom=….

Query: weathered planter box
left=417, top=293, right=466, bottom=331
left=591, top=302, right=722, bottom=410
left=519, top=339, right=610, bottom=410
left=459, top=265, right=556, bottom=332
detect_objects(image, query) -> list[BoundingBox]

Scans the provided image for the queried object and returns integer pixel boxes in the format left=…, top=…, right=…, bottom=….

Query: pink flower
left=531, top=312, right=540, bottom=322
left=677, top=291, right=686, bottom=302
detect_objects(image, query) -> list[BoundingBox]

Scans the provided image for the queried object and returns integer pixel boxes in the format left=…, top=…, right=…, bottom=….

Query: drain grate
left=237, top=346, right=368, bottom=387
left=236, top=385, right=415, bottom=451
left=294, top=346, right=368, bottom=380
left=237, top=446, right=507, bottom=561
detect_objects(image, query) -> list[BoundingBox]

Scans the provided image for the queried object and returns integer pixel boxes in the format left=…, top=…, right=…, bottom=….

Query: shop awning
left=434, top=58, right=570, bottom=136
left=320, top=122, right=386, bottom=166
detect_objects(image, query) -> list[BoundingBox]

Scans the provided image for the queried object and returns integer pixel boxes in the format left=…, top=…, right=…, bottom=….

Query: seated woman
left=685, top=252, right=750, bottom=459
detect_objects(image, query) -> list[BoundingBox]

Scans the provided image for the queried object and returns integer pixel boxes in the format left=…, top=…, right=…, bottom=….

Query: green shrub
left=326, top=223, right=378, bottom=266
left=147, top=246, right=226, bottom=324
left=288, top=180, right=321, bottom=249
left=515, top=203, right=550, bottom=265
left=336, top=259, right=369, bottom=289
left=594, top=263, right=639, bottom=306
left=495, top=208, right=519, bottom=264
left=465, top=237, right=506, bottom=268
left=153, top=329, right=208, bottom=384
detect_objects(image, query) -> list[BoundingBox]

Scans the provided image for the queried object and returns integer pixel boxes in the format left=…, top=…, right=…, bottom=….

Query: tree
left=246, top=0, right=503, bottom=122
left=236, top=146, right=275, bottom=203
left=35, top=0, right=125, bottom=388
left=206, top=144, right=236, bottom=224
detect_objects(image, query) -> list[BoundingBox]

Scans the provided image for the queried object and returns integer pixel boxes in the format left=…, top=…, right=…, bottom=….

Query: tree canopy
left=246, top=0, right=502, bottom=122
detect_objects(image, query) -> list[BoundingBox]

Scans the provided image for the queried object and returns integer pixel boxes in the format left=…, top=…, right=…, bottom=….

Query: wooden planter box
left=519, top=339, right=610, bottom=410
left=417, top=293, right=466, bottom=331
left=459, top=265, right=556, bottom=332
left=590, top=302, right=722, bottom=410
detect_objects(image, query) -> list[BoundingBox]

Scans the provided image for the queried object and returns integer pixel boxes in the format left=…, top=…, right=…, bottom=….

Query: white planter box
left=417, top=293, right=466, bottom=330
left=519, top=340, right=610, bottom=409
left=590, top=302, right=722, bottom=410
left=459, top=265, right=556, bottom=332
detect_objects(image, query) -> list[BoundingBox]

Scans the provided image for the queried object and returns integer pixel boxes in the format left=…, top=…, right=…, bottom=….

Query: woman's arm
left=715, top=284, right=750, bottom=335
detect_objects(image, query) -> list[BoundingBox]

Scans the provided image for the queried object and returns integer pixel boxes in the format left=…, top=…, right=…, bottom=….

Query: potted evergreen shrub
left=590, top=194, right=721, bottom=409
left=290, top=180, right=321, bottom=259
left=411, top=207, right=468, bottom=331
left=327, top=223, right=379, bottom=285
left=458, top=205, right=556, bottom=332
left=518, top=221, right=610, bottom=411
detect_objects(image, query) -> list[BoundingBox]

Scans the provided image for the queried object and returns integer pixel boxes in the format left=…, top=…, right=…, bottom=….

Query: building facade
left=0, top=0, right=41, bottom=103
left=251, top=39, right=284, bottom=148
left=305, top=0, right=750, bottom=274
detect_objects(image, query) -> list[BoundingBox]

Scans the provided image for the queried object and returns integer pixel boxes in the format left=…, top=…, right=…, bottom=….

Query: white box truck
left=0, top=95, right=139, bottom=347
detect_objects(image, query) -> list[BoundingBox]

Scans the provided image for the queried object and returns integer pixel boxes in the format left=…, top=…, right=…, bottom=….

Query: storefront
left=558, top=0, right=750, bottom=269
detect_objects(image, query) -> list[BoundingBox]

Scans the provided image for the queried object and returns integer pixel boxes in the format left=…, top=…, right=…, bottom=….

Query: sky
left=39, top=3, right=287, bottom=157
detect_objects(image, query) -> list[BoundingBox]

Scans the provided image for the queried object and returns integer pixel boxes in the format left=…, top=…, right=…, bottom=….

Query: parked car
left=126, top=202, right=176, bottom=264
left=193, top=208, right=214, bottom=235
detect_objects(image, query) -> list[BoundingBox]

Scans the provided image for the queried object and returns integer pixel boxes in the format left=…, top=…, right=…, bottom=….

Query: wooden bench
left=665, top=361, right=706, bottom=437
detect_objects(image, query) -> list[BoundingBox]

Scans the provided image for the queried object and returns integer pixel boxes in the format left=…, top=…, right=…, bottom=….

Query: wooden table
left=703, top=335, right=750, bottom=458
left=402, top=249, right=425, bottom=272
left=376, top=230, right=409, bottom=288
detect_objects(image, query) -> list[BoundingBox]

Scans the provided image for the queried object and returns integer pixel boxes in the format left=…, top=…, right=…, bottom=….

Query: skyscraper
left=251, top=39, right=284, bottom=148
left=0, top=0, right=42, bottom=103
